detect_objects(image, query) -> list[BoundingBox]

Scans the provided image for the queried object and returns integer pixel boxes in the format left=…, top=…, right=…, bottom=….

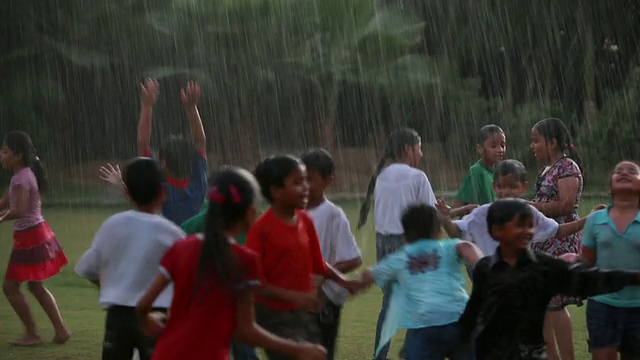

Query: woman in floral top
left=529, top=118, right=583, bottom=360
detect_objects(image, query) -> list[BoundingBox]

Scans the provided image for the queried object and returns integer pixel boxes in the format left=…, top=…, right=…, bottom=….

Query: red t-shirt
left=151, top=235, right=261, bottom=360
left=245, top=208, right=327, bottom=311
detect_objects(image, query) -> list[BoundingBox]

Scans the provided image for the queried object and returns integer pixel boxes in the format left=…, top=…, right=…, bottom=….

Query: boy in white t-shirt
left=76, top=158, right=186, bottom=360
left=302, top=148, right=362, bottom=360
left=440, top=159, right=602, bottom=257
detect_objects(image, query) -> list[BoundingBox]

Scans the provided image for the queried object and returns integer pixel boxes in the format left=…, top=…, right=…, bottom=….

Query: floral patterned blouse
left=530, top=156, right=583, bottom=256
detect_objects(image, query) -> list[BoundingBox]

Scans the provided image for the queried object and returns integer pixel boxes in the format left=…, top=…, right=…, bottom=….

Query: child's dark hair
left=123, top=157, right=164, bottom=206
left=4, top=131, right=49, bottom=193
left=358, top=128, right=421, bottom=229
left=301, top=148, right=335, bottom=180
left=486, top=199, right=533, bottom=238
left=494, top=159, right=527, bottom=183
left=533, top=118, right=582, bottom=172
left=401, top=204, right=441, bottom=242
left=254, top=155, right=303, bottom=203
left=196, top=166, right=260, bottom=295
left=158, top=135, right=198, bottom=179
left=477, top=124, right=504, bottom=145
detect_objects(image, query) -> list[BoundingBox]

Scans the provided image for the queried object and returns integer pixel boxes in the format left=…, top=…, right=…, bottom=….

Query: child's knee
left=2, top=281, right=20, bottom=296
left=26, top=281, right=44, bottom=294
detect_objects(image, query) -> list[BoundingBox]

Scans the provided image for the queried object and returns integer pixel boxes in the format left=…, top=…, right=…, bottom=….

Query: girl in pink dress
left=0, top=131, right=69, bottom=346
left=529, top=118, right=583, bottom=360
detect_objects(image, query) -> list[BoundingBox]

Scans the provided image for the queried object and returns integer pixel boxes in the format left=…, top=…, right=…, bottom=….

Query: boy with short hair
left=459, top=199, right=640, bottom=360
left=302, top=148, right=362, bottom=360
left=76, top=157, right=186, bottom=360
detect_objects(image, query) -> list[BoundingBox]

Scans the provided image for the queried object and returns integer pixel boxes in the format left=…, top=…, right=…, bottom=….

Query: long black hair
left=4, top=131, right=49, bottom=193
left=533, top=118, right=582, bottom=173
left=357, top=128, right=421, bottom=229
left=195, top=166, right=260, bottom=296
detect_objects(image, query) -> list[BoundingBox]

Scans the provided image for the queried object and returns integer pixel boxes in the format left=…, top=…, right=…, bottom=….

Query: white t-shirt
left=374, top=163, right=437, bottom=235
left=454, top=203, right=559, bottom=256
left=307, top=200, right=362, bottom=305
left=75, top=210, right=186, bottom=309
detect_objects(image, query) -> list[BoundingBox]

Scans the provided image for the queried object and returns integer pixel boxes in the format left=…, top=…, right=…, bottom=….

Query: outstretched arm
left=554, top=258, right=640, bottom=298
left=137, top=79, right=159, bottom=156
left=180, top=82, right=206, bottom=154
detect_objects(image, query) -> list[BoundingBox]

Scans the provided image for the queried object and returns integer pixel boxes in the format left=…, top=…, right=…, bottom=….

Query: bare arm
left=556, top=217, right=586, bottom=238
left=581, top=247, right=596, bottom=267
left=456, top=241, right=483, bottom=265
left=136, top=273, right=171, bottom=336
left=332, top=257, right=362, bottom=274
left=0, top=192, right=9, bottom=211
left=531, top=177, right=580, bottom=217
left=181, top=82, right=206, bottom=153
left=452, top=199, right=466, bottom=208
left=439, top=213, right=462, bottom=238
left=137, top=80, right=159, bottom=156
left=0, top=185, right=27, bottom=221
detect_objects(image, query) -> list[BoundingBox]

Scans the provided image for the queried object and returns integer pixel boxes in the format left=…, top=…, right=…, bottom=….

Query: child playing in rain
left=441, top=159, right=601, bottom=256
left=136, top=166, right=326, bottom=360
left=357, top=127, right=475, bottom=360
left=302, top=148, right=362, bottom=360
left=581, top=161, right=640, bottom=360
left=459, top=198, right=640, bottom=360
left=453, top=124, right=506, bottom=207
left=0, top=131, right=70, bottom=346
left=76, top=157, right=186, bottom=360
left=246, top=154, right=359, bottom=360
left=99, top=79, right=208, bottom=225
left=356, top=204, right=481, bottom=360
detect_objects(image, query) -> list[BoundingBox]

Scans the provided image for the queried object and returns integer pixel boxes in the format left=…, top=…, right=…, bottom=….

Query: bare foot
left=9, top=334, right=43, bottom=346
left=52, top=329, right=71, bottom=344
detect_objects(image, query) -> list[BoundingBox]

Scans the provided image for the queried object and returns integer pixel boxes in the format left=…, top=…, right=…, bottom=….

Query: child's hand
left=559, top=253, right=581, bottom=263
left=590, top=204, right=607, bottom=213
left=343, top=279, right=364, bottom=295
left=141, top=312, right=166, bottom=337
left=99, top=163, right=122, bottom=186
left=435, top=197, right=451, bottom=215
left=140, top=79, right=160, bottom=106
left=180, top=81, right=201, bottom=107
left=295, top=342, right=327, bottom=360
left=456, top=204, right=478, bottom=217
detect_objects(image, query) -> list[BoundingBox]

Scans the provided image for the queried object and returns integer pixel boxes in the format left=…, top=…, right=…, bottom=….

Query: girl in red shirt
left=247, top=155, right=359, bottom=360
left=136, top=166, right=326, bottom=360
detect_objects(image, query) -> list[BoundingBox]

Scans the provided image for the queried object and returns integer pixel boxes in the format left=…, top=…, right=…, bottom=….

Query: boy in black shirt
left=459, top=199, right=640, bottom=360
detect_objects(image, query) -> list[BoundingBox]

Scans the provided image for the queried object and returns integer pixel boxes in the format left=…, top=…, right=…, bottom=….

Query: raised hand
left=180, top=81, right=201, bottom=107
left=436, top=197, right=451, bottom=216
left=99, top=163, right=122, bottom=186
left=140, top=79, right=160, bottom=106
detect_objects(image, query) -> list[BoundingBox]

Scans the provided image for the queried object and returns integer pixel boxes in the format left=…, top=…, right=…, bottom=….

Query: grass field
left=0, top=199, right=606, bottom=360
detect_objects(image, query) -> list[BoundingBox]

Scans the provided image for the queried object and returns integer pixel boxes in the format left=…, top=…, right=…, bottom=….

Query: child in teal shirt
left=454, top=125, right=505, bottom=207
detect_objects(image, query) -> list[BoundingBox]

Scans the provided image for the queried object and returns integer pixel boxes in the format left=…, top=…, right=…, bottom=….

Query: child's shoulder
left=10, top=167, right=36, bottom=186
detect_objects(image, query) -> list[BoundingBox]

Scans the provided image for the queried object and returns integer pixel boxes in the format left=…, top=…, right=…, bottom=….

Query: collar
left=166, top=176, right=190, bottom=189
left=489, top=247, right=537, bottom=268
left=593, top=205, right=640, bottom=225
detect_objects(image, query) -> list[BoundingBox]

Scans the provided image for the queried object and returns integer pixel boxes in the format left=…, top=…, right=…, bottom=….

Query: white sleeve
left=454, top=210, right=479, bottom=242
left=331, top=209, right=362, bottom=263
left=531, top=205, right=559, bottom=242
left=415, top=172, right=437, bottom=207
left=75, top=223, right=110, bottom=280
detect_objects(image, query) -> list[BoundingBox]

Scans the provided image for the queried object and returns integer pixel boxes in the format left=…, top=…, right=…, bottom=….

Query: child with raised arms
left=0, top=131, right=70, bottom=346
left=246, top=155, right=359, bottom=360
left=453, top=124, right=506, bottom=207
left=76, top=158, right=186, bottom=360
left=302, top=148, right=363, bottom=360
left=357, top=204, right=481, bottom=360
left=136, top=166, right=326, bottom=360
left=459, top=199, right=640, bottom=360
left=581, top=161, right=640, bottom=360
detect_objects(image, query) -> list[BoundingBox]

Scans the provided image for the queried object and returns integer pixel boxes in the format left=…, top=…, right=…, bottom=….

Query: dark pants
left=404, top=322, right=474, bottom=360
left=314, top=299, right=342, bottom=360
left=255, top=303, right=320, bottom=360
left=374, top=233, right=406, bottom=360
left=103, top=306, right=165, bottom=360
left=231, top=338, right=259, bottom=360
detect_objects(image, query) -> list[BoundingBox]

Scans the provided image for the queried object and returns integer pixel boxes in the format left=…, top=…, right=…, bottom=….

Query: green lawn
left=0, top=199, right=605, bottom=359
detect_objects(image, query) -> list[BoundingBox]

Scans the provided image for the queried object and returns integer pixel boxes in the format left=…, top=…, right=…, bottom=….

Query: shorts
left=255, top=303, right=320, bottom=360
left=586, top=299, right=640, bottom=356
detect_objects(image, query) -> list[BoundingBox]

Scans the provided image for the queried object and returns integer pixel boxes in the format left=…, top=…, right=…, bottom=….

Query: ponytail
left=357, top=147, right=391, bottom=230
left=30, top=158, right=49, bottom=194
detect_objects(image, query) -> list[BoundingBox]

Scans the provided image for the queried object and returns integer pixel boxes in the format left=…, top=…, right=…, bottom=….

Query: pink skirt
left=5, top=222, right=68, bottom=282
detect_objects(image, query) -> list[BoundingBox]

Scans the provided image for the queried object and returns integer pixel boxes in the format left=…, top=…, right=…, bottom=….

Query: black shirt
left=459, top=248, right=640, bottom=360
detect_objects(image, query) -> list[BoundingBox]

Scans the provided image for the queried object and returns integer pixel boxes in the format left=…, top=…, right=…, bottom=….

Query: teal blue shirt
left=582, top=206, right=640, bottom=308
left=370, top=239, right=468, bottom=329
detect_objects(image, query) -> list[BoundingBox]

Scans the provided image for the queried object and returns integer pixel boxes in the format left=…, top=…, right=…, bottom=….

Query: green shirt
left=455, top=161, right=495, bottom=205
left=180, top=200, right=259, bottom=245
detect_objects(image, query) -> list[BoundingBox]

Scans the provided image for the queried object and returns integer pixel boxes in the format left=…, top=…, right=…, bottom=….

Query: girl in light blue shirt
left=357, top=204, right=482, bottom=360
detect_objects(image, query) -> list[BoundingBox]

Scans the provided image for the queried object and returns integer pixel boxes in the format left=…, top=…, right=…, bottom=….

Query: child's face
left=306, top=169, right=333, bottom=203
left=492, top=214, right=534, bottom=250
left=478, top=132, right=506, bottom=166
left=530, top=127, right=555, bottom=162
left=273, top=164, right=309, bottom=209
left=611, top=161, right=640, bottom=195
left=493, top=174, right=528, bottom=199
left=405, top=140, right=423, bottom=168
left=0, top=142, right=20, bottom=171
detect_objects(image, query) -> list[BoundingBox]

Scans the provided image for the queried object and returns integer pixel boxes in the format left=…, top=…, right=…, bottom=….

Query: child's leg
left=402, top=326, right=447, bottom=360
left=26, top=281, right=69, bottom=343
left=102, top=306, right=136, bottom=360
left=550, top=307, right=575, bottom=360
left=2, top=280, right=41, bottom=345
left=586, top=300, right=621, bottom=360
left=543, top=311, right=560, bottom=360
